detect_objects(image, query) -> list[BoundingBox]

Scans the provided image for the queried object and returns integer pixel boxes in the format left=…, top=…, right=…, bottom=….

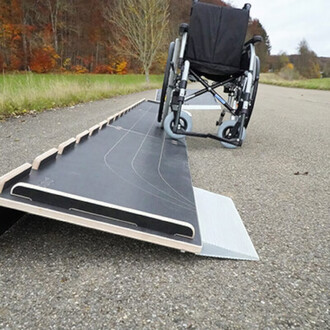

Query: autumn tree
left=40, top=0, right=68, bottom=53
left=104, top=0, right=169, bottom=82
left=319, top=57, right=330, bottom=78
left=295, top=39, right=320, bottom=78
left=0, top=0, right=27, bottom=70
left=269, top=51, right=290, bottom=72
left=0, top=0, right=273, bottom=75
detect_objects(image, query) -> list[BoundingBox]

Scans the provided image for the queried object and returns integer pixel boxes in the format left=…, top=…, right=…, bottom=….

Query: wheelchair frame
left=158, top=1, right=262, bottom=148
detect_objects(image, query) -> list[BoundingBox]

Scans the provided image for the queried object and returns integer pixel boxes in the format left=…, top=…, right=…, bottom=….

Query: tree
left=295, top=39, right=320, bottom=78
left=42, top=0, right=67, bottom=53
left=0, top=0, right=273, bottom=75
left=270, top=51, right=289, bottom=72
left=104, top=0, right=169, bottom=82
left=29, top=45, right=59, bottom=72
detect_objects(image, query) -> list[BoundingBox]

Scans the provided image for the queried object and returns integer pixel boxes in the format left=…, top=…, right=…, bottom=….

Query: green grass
left=260, top=73, right=330, bottom=90
left=0, top=73, right=163, bottom=119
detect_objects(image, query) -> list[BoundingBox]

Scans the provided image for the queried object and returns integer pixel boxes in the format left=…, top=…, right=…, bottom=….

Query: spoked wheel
left=244, top=56, right=260, bottom=128
left=218, top=119, right=246, bottom=149
left=164, top=111, right=193, bottom=140
left=158, top=41, right=175, bottom=123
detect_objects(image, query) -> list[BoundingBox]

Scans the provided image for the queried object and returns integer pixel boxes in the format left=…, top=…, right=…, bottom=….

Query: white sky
left=229, top=0, right=330, bottom=57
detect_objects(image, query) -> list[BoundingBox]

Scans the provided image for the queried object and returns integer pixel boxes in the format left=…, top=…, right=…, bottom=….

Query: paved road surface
left=0, top=84, right=329, bottom=328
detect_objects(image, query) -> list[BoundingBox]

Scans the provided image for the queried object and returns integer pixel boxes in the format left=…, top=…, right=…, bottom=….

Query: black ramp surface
left=1, top=101, right=201, bottom=247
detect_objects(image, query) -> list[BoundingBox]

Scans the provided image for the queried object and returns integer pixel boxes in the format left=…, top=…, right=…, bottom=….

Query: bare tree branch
left=104, top=0, right=169, bottom=82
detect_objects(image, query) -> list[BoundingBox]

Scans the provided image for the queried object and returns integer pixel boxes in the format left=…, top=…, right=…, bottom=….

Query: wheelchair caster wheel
left=217, top=120, right=246, bottom=149
left=164, top=111, right=192, bottom=140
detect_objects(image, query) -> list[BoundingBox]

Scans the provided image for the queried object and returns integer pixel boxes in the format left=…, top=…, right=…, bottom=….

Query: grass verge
left=260, top=73, right=330, bottom=91
left=0, top=73, right=163, bottom=119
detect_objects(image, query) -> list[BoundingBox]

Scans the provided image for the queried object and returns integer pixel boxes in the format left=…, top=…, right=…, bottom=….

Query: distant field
left=260, top=73, right=330, bottom=90
left=0, top=73, right=163, bottom=119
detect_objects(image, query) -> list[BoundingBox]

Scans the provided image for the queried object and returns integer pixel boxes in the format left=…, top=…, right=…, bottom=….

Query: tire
left=245, top=56, right=260, bottom=128
left=218, top=120, right=246, bottom=149
left=158, top=41, right=175, bottom=123
left=164, top=111, right=193, bottom=140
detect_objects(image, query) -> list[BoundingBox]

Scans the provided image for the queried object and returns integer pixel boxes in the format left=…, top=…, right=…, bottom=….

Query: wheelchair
left=158, top=1, right=262, bottom=148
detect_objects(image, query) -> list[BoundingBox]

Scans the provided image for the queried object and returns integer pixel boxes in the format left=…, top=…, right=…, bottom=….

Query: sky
left=229, top=0, right=330, bottom=57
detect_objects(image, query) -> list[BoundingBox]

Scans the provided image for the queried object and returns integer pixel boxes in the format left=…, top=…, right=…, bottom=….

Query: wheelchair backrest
left=186, top=2, right=249, bottom=77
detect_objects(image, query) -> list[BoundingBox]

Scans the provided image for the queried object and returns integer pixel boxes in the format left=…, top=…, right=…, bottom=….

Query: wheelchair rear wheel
left=158, top=41, right=175, bottom=123
left=164, top=111, right=193, bottom=140
left=218, top=120, right=246, bottom=149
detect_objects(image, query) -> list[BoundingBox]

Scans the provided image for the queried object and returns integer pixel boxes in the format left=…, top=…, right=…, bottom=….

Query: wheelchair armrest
left=244, top=35, right=263, bottom=47
left=179, top=23, right=189, bottom=36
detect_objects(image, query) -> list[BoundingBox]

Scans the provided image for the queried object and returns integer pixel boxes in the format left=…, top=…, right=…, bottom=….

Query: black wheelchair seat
left=186, top=2, right=249, bottom=78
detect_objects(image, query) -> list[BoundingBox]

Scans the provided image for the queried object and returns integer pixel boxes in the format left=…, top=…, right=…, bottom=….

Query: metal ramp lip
left=182, top=105, right=221, bottom=111
left=193, top=187, right=259, bottom=261
left=10, top=182, right=196, bottom=239
left=200, top=242, right=259, bottom=261
left=155, top=89, right=221, bottom=111
left=0, top=197, right=202, bottom=254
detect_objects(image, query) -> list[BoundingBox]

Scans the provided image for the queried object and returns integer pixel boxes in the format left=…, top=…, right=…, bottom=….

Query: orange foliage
left=94, top=60, right=127, bottom=74
left=94, top=64, right=114, bottom=74
left=115, top=60, right=127, bottom=74
left=71, top=65, right=89, bottom=73
left=43, top=24, right=53, bottom=45
left=10, top=53, right=23, bottom=70
left=286, top=63, right=294, bottom=70
left=0, top=53, right=5, bottom=71
left=29, top=46, right=60, bottom=73
left=1, top=23, right=22, bottom=40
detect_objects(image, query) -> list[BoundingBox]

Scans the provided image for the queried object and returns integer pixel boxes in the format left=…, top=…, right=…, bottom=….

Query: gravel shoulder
left=0, top=85, right=329, bottom=329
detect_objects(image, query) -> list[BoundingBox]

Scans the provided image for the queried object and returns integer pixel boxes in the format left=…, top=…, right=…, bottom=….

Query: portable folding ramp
left=155, top=89, right=222, bottom=111
left=0, top=99, right=258, bottom=260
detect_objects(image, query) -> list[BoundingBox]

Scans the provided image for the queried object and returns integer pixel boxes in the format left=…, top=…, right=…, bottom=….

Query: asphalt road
left=0, top=84, right=329, bottom=329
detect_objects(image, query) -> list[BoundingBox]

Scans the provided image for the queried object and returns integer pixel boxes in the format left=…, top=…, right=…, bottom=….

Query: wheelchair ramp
left=194, top=187, right=258, bottom=260
left=0, top=99, right=258, bottom=260
left=155, top=89, right=221, bottom=110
